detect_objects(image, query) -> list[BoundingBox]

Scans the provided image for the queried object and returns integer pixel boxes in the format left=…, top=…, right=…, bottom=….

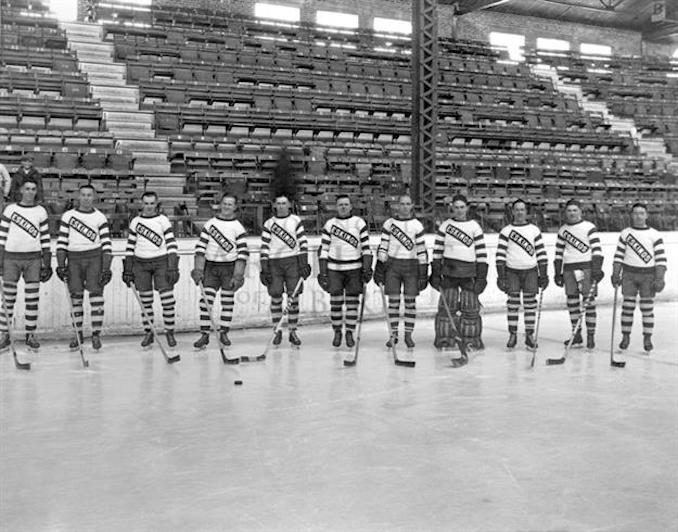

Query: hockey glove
left=317, top=259, right=330, bottom=293
left=610, top=263, right=622, bottom=288
left=297, top=254, right=312, bottom=280
left=229, top=259, right=246, bottom=292
left=99, top=269, right=112, bottom=286
left=554, top=259, right=564, bottom=287
left=373, top=260, right=387, bottom=286
left=429, top=260, right=442, bottom=291
left=473, top=263, right=488, bottom=294
left=537, top=262, right=549, bottom=290
left=122, top=257, right=135, bottom=287
left=99, top=253, right=112, bottom=286
left=56, top=266, right=69, bottom=283
left=591, top=255, right=604, bottom=284
left=40, top=251, right=53, bottom=283
left=653, top=265, right=666, bottom=293
left=191, top=254, right=206, bottom=286
left=361, top=255, right=373, bottom=284
left=418, top=263, right=429, bottom=292
left=496, top=264, right=508, bottom=293
left=259, top=260, right=272, bottom=287
left=166, top=254, right=180, bottom=286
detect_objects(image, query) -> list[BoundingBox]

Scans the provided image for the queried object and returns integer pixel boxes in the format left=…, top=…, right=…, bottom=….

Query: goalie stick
left=343, top=288, right=366, bottom=367
left=438, top=289, right=469, bottom=368
left=130, top=284, right=181, bottom=364
left=241, top=277, right=304, bottom=363
left=1, top=281, right=30, bottom=371
left=378, top=284, right=415, bottom=368
left=529, top=288, right=544, bottom=368
left=546, top=282, right=598, bottom=366
left=64, top=285, right=89, bottom=368
left=609, top=286, right=626, bottom=368
left=198, top=282, right=239, bottom=365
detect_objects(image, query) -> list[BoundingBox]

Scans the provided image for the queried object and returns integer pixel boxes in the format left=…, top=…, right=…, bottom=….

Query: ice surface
left=1, top=303, right=677, bottom=531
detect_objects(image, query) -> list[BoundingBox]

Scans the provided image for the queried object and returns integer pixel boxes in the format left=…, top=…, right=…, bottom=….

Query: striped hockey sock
left=159, top=289, right=175, bottom=332
left=24, top=282, right=40, bottom=333
left=567, top=296, right=581, bottom=332
left=219, top=290, right=234, bottom=330
left=344, top=294, right=359, bottom=331
left=330, top=294, right=344, bottom=331
left=287, top=295, right=299, bottom=331
left=621, top=297, right=635, bottom=335
left=139, top=290, right=154, bottom=332
left=639, top=298, right=654, bottom=336
left=71, top=292, right=84, bottom=330
left=388, top=296, right=400, bottom=337
left=523, top=293, right=537, bottom=333
left=90, top=293, right=104, bottom=334
left=507, top=293, right=520, bottom=333
left=0, top=282, right=17, bottom=333
left=199, top=287, right=217, bottom=331
left=403, top=296, right=416, bottom=333
left=270, top=296, right=283, bottom=327
left=585, top=301, right=597, bottom=334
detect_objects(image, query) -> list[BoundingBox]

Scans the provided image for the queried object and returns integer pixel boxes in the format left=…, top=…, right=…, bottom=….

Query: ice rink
left=1, top=302, right=677, bottom=532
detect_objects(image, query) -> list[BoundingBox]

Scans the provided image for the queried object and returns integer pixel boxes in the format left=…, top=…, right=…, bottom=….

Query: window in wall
left=316, top=11, right=359, bottom=29
left=536, top=38, right=570, bottom=52
left=254, top=3, right=300, bottom=23
left=374, top=17, right=412, bottom=35
left=489, top=32, right=525, bottom=61
left=580, top=43, right=612, bottom=56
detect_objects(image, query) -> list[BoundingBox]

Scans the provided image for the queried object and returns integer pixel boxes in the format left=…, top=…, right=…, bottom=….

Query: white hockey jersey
left=260, top=214, right=307, bottom=260
left=319, top=215, right=371, bottom=271
left=555, top=220, right=601, bottom=270
left=496, top=223, right=547, bottom=270
left=377, top=217, right=427, bottom=264
left=0, top=203, right=50, bottom=254
left=57, top=208, right=112, bottom=254
left=126, top=214, right=177, bottom=259
left=432, top=219, right=486, bottom=265
left=614, top=226, right=666, bottom=272
left=195, top=216, right=249, bottom=263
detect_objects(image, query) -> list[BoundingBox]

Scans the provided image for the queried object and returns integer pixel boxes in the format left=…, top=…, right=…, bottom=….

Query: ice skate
left=272, top=330, right=283, bottom=346
left=69, top=331, right=83, bottom=352
left=0, top=333, right=10, bottom=352
left=564, top=330, right=583, bottom=347
left=218, top=329, right=231, bottom=347
left=91, top=332, right=102, bottom=351
left=141, top=331, right=154, bottom=349
left=332, top=329, right=342, bottom=348
left=289, top=330, right=301, bottom=347
left=25, top=333, right=40, bottom=351
left=643, top=334, right=653, bottom=354
left=506, top=332, right=517, bottom=349
left=345, top=330, right=355, bottom=348
left=386, top=335, right=398, bottom=348
left=404, top=332, right=415, bottom=349
left=586, top=333, right=595, bottom=350
left=525, top=332, right=536, bottom=350
left=618, top=333, right=630, bottom=351
left=165, top=330, right=177, bottom=348
left=194, top=332, right=210, bottom=350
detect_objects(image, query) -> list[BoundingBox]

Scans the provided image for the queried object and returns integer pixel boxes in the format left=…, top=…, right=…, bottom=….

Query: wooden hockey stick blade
left=450, top=356, right=468, bottom=368
left=240, top=353, right=266, bottom=362
left=343, top=358, right=356, bottom=367
left=395, top=358, right=416, bottom=368
left=220, top=348, right=240, bottom=365
left=13, top=350, right=31, bottom=371
left=546, top=357, right=565, bottom=365
left=610, top=359, right=626, bottom=368
left=165, top=353, right=181, bottom=364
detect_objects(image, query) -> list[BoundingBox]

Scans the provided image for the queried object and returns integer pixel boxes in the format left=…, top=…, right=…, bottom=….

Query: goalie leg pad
left=460, top=289, right=482, bottom=343
left=434, top=287, right=460, bottom=346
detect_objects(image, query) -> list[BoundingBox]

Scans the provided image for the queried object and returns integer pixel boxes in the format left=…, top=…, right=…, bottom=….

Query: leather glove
left=56, top=249, right=68, bottom=282
left=611, top=263, right=622, bottom=288
left=122, top=256, right=135, bottom=287
left=473, top=262, right=488, bottom=294
left=317, top=259, right=330, bottom=292
left=297, top=254, right=311, bottom=280
left=537, top=262, right=549, bottom=290
left=40, top=251, right=53, bottom=283
left=418, top=263, right=428, bottom=291
left=229, top=259, right=246, bottom=291
left=166, top=254, right=180, bottom=286
left=496, top=264, right=507, bottom=293
left=374, top=260, right=387, bottom=286
left=191, top=254, right=205, bottom=286
left=56, top=266, right=69, bottom=283
left=591, top=255, right=604, bottom=283
left=554, top=260, right=564, bottom=287
left=361, top=255, right=373, bottom=284
left=259, top=259, right=271, bottom=287
left=99, top=269, right=112, bottom=286
left=653, top=265, right=666, bottom=293
left=429, top=259, right=441, bottom=291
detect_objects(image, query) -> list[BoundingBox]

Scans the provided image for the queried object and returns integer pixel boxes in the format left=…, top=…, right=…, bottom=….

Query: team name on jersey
left=69, top=217, right=97, bottom=243
left=330, top=225, right=359, bottom=248
left=209, top=225, right=234, bottom=252
left=391, top=224, right=414, bottom=250
left=271, top=223, right=296, bottom=249
left=562, top=230, right=589, bottom=253
left=446, top=224, right=473, bottom=247
left=10, top=212, right=38, bottom=238
left=509, top=230, right=534, bottom=256
left=136, top=223, right=163, bottom=247
left=625, top=234, right=652, bottom=264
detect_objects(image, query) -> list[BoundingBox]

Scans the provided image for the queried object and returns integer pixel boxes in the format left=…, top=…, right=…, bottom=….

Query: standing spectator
left=0, top=163, right=10, bottom=208
left=11, top=155, right=44, bottom=204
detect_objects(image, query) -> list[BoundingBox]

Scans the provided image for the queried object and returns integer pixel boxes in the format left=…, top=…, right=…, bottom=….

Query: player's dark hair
left=451, top=194, right=468, bottom=205
left=565, top=199, right=582, bottom=209
left=79, top=184, right=95, bottom=193
left=336, top=194, right=351, bottom=203
left=631, top=202, right=647, bottom=212
left=220, top=193, right=238, bottom=203
left=512, top=198, right=529, bottom=210
left=141, top=191, right=158, bottom=201
left=21, top=178, right=37, bottom=188
left=273, top=194, right=290, bottom=202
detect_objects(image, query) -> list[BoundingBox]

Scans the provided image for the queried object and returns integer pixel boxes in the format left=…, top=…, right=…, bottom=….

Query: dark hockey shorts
left=385, top=258, right=420, bottom=297
left=68, top=249, right=103, bottom=295
left=268, top=256, right=302, bottom=297
left=133, top=256, right=171, bottom=292
left=3, top=253, right=40, bottom=284
left=507, top=267, right=538, bottom=295
left=328, top=268, right=362, bottom=296
left=564, top=268, right=595, bottom=298
left=204, top=260, right=235, bottom=291
left=622, top=270, right=655, bottom=298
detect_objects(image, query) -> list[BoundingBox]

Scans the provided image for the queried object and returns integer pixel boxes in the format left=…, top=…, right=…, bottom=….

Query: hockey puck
left=234, top=380, right=243, bottom=386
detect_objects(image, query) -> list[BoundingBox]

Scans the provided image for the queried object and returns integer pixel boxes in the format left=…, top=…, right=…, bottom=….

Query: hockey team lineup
left=0, top=176, right=667, bottom=377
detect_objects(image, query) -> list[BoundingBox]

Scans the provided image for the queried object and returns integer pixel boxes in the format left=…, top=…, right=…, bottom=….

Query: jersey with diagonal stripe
left=261, top=214, right=307, bottom=260
left=57, top=208, right=112, bottom=254
left=496, top=223, right=547, bottom=270
left=614, top=226, right=666, bottom=272
left=126, top=214, right=177, bottom=259
left=319, top=215, right=371, bottom=271
left=555, top=220, right=601, bottom=270
left=0, top=203, right=50, bottom=253
left=433, top=219, right=487, bottom=265
left=195, top=216, right=249, bottom=263
left=377, top=217, right=427, bottom=264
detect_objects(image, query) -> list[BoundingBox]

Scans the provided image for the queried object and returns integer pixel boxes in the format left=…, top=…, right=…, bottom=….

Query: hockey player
left=317, top=195, right=372, bottom=348
left=373, top=195, right=427, bottom=348
left=554, top=199, right=603, bottom=349
left=56, top=185, right=112, bottom=350
left=0, top=179, right=52, bottom=351
left=122, top=191, right=179, bottom=348
left=259, top=195, right=310, bottom=346
left=430, top=194, right=487, bottom=350
left=191, top=194, right=249, bottom=349
left=496, top=199, right=548, bottom=349
left=611, top=203, right=667, bottom=353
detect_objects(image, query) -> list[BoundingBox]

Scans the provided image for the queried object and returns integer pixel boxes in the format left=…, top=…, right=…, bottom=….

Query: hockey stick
left=64, top=285, right=89, bottom=368
left=546, top=282, right=598, bottom=366
left=343, top=288, right=366, bottom=367
left=609, top=286, right=626, bottom=368
left=438, top=288, right=469, bottom=367
left=130, top=283, right=181, bottom=364
left=378, top=284, right=415, bottom=368
left=0, top=280, right=30, bottom=370
left=529, top=288, right=544, bottom=368
left=198, top=282, right=239, bottom=365
left=241, top=277, right=304, bottom=363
